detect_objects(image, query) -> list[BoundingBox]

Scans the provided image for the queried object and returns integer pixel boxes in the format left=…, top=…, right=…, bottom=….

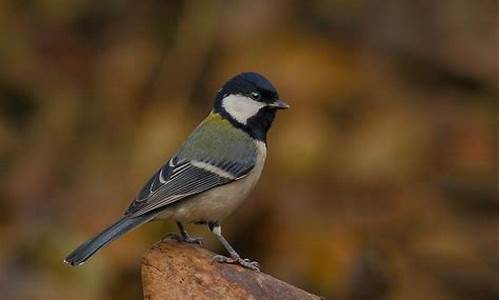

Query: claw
left=212, top=255, right=260, bottom=271
left=163, top=233, right=203, bottom=246
left=184, top=236, right=203, bottom=246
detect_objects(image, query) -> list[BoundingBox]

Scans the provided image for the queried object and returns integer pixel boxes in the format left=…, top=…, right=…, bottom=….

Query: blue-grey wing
left=125, top=156, right=254, bottom=217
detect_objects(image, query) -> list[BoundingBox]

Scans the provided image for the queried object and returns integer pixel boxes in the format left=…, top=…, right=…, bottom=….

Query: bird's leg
left=209, top=222, right=260, bottom=271
left=164, top=221, right=203, bottom=246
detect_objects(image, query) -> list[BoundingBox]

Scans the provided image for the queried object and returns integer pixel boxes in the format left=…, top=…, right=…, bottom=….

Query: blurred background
left=0, top=0, right=497, bottom=299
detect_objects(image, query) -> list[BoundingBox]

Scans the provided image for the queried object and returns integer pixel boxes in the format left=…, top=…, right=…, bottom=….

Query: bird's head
left=214, top=72, right=289, bottom=141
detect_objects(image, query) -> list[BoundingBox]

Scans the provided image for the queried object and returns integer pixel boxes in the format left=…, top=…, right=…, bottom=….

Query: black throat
left=214, top=101, right=276, bottom=143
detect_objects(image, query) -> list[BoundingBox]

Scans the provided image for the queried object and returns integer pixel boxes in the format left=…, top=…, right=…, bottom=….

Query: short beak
left=268, top=99, right=290, bottom=109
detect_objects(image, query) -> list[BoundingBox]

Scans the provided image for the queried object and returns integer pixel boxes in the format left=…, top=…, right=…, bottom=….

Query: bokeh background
left=0, top=0, right=498, bottom=299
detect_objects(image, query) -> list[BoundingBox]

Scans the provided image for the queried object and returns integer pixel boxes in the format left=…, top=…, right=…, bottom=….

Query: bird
left=64, top=72, right=289, bottom=271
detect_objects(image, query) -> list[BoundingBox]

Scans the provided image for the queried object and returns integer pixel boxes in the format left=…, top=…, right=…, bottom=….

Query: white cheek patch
left=221, top=94, right=265, bottom=125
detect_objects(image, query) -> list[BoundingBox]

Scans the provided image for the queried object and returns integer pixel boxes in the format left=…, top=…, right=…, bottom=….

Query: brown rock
left=142, top=239, right=322, bottom=300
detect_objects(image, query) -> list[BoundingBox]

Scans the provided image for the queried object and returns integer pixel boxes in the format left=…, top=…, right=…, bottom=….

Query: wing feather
left=126, top=112, right=258, bottom=217
left=125, top=157, right=253, bottom=217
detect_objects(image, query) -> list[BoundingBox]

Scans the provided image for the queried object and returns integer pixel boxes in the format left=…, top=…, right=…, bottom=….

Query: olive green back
left=177, top=111, right=257, bottom=168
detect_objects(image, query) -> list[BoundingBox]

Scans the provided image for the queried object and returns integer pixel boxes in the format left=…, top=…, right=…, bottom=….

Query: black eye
left=250, top=92, right=261, bottom=101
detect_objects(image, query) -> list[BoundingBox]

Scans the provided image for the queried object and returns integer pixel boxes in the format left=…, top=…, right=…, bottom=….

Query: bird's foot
left=213, top=254, right=260, bottom=271
left=163, top=233, right=203, bottom=246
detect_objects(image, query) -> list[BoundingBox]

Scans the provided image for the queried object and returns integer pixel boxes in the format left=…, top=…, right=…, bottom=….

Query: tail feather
left=64, top=215, right=151, bottom=266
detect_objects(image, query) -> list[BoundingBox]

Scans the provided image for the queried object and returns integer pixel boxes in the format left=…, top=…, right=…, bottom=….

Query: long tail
left=64, top=215, right=152, bottom=266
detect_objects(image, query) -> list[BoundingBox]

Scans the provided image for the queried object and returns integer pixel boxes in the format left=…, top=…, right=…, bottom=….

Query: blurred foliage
left=0, top=0, right=497, bottom=299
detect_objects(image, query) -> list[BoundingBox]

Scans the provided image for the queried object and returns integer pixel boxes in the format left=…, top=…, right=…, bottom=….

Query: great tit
left=65, top=72, right=289, bottom=271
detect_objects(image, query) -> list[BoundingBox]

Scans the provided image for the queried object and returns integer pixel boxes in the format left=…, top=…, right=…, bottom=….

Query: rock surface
left=142, top=239, right=322, bottom=300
